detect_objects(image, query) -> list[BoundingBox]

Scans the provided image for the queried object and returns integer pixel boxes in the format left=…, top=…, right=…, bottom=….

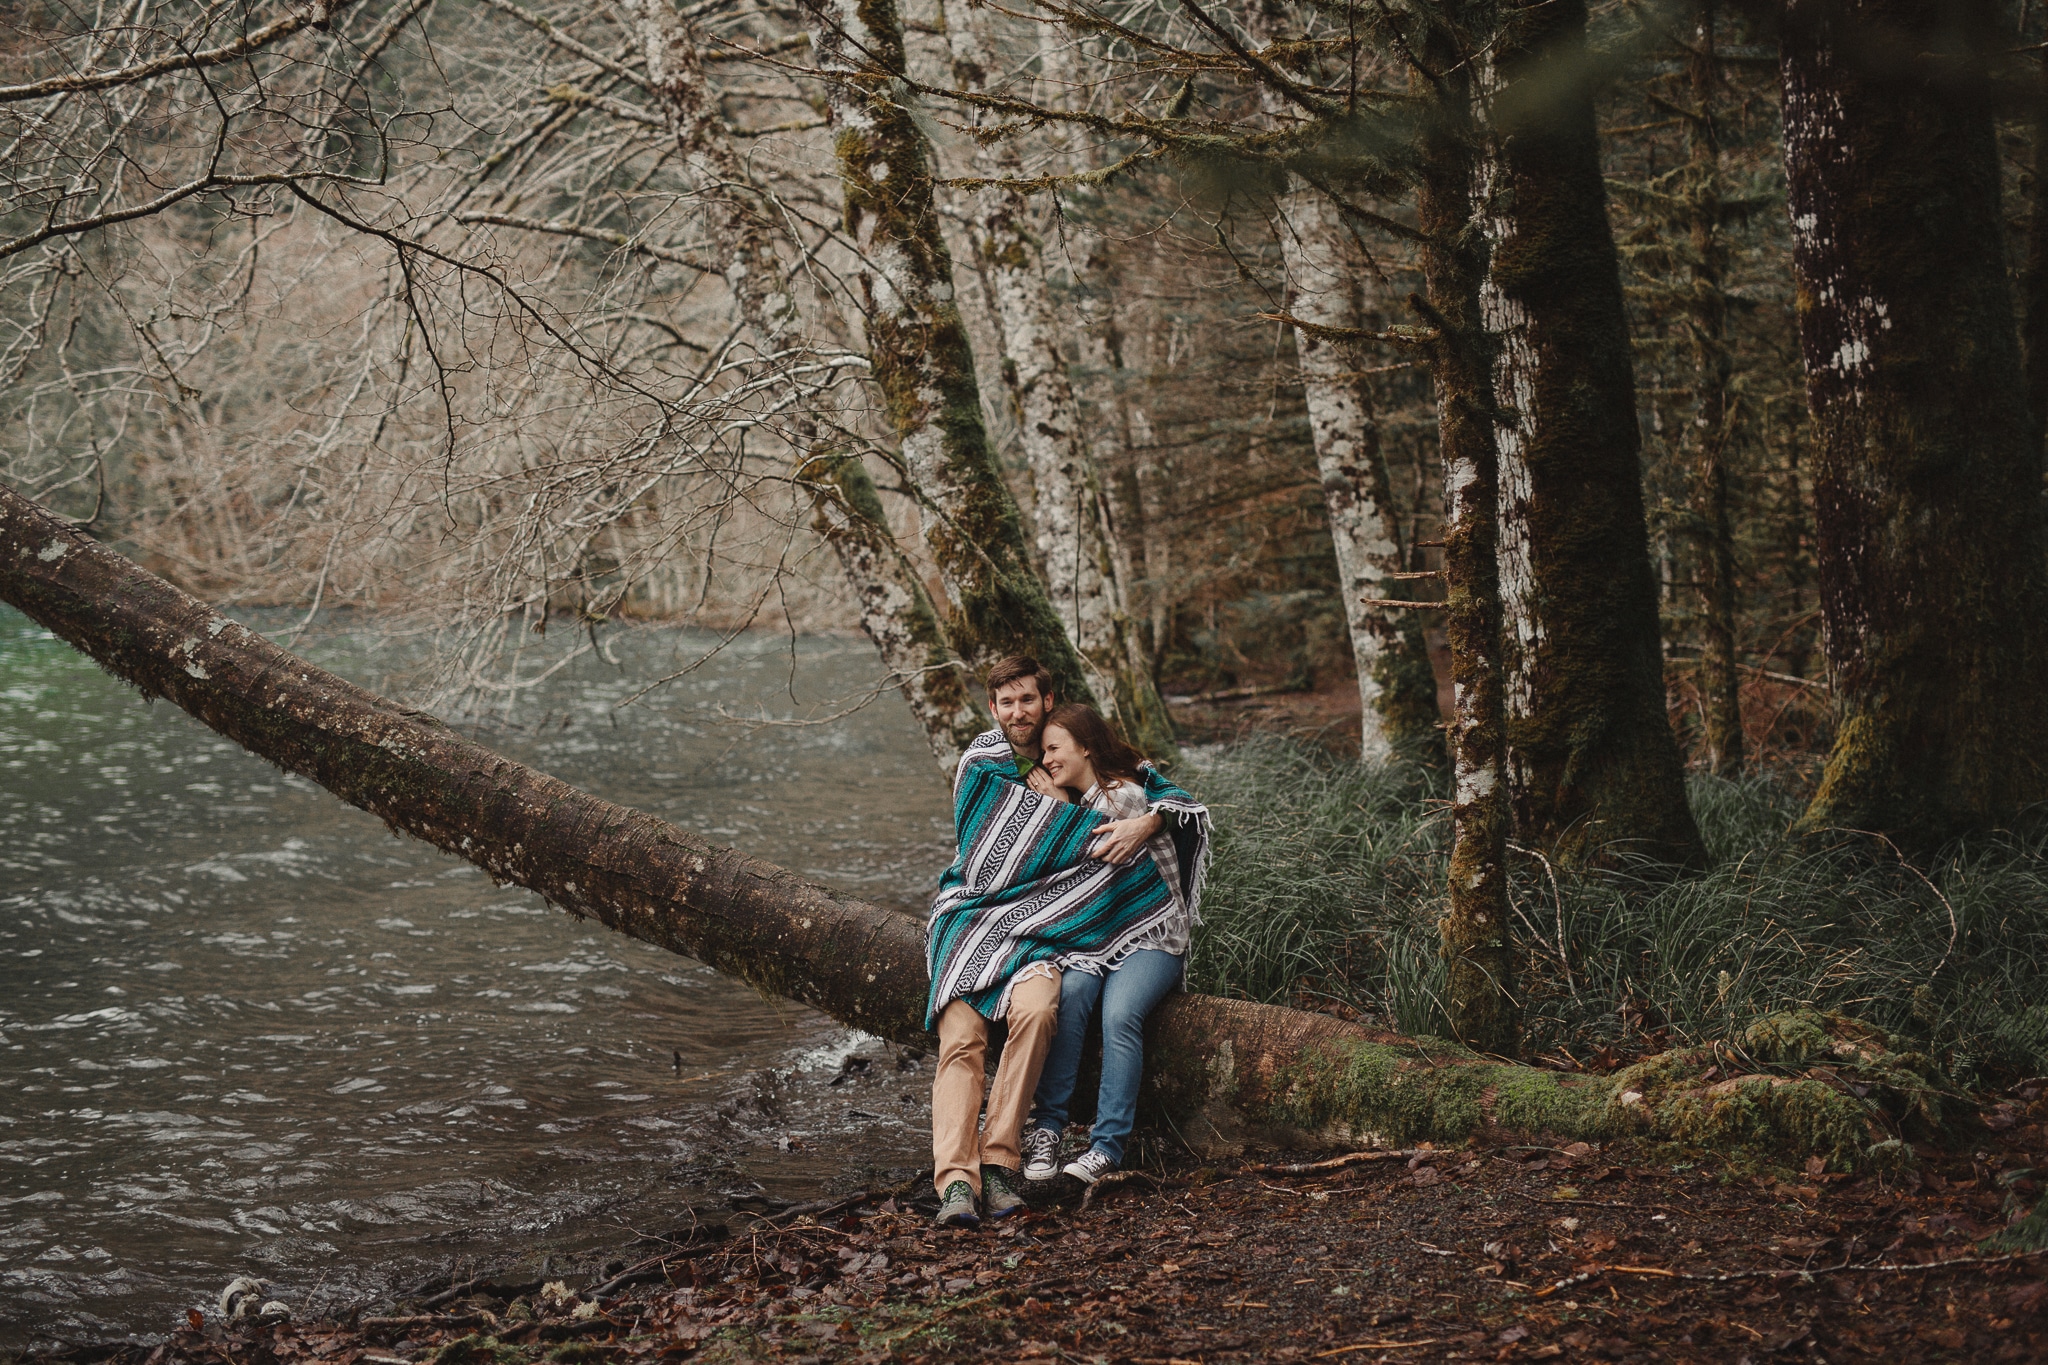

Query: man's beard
left=1005, top=716, right=1045, bottom=750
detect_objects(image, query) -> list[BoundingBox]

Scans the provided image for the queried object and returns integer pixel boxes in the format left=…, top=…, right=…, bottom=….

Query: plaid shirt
left=1083, top=778, right=1188, bottom=957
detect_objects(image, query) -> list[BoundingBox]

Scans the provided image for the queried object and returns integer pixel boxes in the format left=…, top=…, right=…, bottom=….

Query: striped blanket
left=924, top=729, right=1211, bottom=1027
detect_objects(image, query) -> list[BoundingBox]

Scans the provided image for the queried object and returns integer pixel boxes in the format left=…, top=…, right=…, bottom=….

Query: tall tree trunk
left=1684, top=2, right=1745, bottom=776
left=799, top=0, right=1096, bottom=709
left=1780, top=0, right=2048, bottom=840
left=1250, top=2, right=1406, bottom=763
left=620, top=0, right=981, bottom=767
left=1276, top=189, right=1407, bottom=765
left=2024, top=46, right=2048, bottom=458
left=1416, top=27, right=1518, bottom=1056
left=615, top=0, right=789, bottom=344
left=0, top=481, right=1888, bottom=1167
left=803, top=451, right=988, bottom=764
left=1479, top=0, right=1703, bottom=864
left=939, top=0, right=1174, bottom=754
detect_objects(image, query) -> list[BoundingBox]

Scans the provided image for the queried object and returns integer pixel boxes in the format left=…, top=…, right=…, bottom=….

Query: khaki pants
left=931, top=970, right=1061, bottom=1197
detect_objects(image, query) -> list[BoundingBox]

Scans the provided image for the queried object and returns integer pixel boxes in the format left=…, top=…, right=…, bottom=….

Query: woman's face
left=1038, top=724, right=1096, bottom=790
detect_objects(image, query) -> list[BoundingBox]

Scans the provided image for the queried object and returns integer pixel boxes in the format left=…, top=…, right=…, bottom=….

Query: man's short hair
left=985, top=655, right=1055, bottom=701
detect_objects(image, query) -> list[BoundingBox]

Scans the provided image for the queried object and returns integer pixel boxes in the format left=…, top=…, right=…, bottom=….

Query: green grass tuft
left=1186, top=738, right=2048, bottom=1091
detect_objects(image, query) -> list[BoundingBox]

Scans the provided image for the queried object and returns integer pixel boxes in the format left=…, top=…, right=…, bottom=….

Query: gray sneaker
left=1062, top=1148, right=1116, bottom=1185
left=935, top=1179, right=980, bottom=1228
left=1021, top=1125, right=1060, bottom=1183
left=982, top=1164, right=1026, bottom=1220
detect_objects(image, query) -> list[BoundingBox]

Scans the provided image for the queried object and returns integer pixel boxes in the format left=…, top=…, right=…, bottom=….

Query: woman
left=1022, top=703, right=1199, bottom=1186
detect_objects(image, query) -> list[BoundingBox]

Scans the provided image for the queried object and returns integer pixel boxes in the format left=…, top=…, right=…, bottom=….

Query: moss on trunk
left=1483, top=0, right=1703, bottom=867
left=1415, top=16, right=1518, bottom=1057
left=1780, top=0, right=2048, bottom=842
left=802, top=0, right=1096, bottom=711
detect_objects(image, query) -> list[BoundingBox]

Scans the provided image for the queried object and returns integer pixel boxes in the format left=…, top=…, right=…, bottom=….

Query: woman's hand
left=1026, top=766, right=1070, bottom=802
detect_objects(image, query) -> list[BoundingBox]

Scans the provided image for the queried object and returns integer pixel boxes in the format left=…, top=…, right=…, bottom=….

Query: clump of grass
left=1186, top=737, right=2048, bottom=1088
left=1186, top=736, right=1450, bottom=1038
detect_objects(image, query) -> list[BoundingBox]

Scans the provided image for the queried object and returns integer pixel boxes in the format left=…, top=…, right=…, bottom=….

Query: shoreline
left=22, top=1091, right=2048, bottom=1365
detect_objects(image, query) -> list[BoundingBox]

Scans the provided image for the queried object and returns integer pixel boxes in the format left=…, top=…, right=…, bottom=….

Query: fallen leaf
left=2009, top=1280, right=2048, bottom=1316
left=1806, top=1155, right=1827, bottom=1178
left=186, top=1309, right=204, bottom=1331
left=1497, top=1324, right=1529, bottom=1344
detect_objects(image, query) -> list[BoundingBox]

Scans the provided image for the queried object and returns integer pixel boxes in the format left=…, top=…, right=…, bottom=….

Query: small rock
left=218, top=1277, right=266, bottom=1320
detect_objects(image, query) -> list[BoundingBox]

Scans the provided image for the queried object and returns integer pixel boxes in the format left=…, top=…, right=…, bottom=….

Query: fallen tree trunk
left=0, top=483, right=1924, bottom=1169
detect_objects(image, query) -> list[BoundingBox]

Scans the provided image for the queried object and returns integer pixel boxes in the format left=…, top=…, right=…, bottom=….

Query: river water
left=0, top=610, right=956, bottom=1348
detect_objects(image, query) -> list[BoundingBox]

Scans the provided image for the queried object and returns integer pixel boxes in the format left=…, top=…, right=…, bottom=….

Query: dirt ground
left=60, top=1080, right=2048, bottom=1365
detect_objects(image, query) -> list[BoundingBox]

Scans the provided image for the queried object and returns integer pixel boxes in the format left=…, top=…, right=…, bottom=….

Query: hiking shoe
left=1021, top=1125, right=1061, bottom=1183
left=982, top=1164, right=1026, bottom=1220
left=1062, top=1148, right=1116, bottom=1185
left=935, top=1179, right=981, bottom=1228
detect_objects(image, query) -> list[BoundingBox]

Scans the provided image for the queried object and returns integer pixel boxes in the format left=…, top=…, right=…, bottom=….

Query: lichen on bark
left=1478, top=0, right=1703, bottom=867
left=1415, top=12, right=1518, bottom=1057
left=801, top=450, right=986, bottom=768
left=938, top=0, right=1174, bottom=756
left=800, top=0, right=1096, bottom=712
left=1250, top=1, right=1409, bottom=765
left=1779, top=0, right=2048, bottom=842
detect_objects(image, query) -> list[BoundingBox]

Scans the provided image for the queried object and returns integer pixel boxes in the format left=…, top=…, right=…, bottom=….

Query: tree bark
left=799, top=0, right=1097, bottom=711
left=803, top=451, right=988, bottom=766
left=621, top=0, right=980, bottom=769
left=1780, top=0, right=2048, bottom=841
left=1479, top=0, right=1703, bottom=865
left=1416, top=26, right=1518, bottom=1057
left=1683, top=1, right=1745, bottom=776
left=939, top=0, right=1174, bottom=755
left=1276, top=189, right=1407, bottom=765
left=2024, top=46, right=2048, bottom=462
left=616, top=0, right=791, bottom=344
left=0, top=481, right=1910, bottom=1168
left=1250, top=2, right=1407, bottom=764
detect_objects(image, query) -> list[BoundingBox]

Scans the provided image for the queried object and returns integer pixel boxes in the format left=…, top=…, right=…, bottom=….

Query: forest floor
left=66, top=1082, right=2048, bottom=1365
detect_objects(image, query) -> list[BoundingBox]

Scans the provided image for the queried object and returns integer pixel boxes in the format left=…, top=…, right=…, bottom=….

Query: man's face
left=991, top=679, right=1052, bottom=751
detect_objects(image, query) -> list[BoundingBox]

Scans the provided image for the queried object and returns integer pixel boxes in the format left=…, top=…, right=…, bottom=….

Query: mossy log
left=0, top=482, right=1915, bottom=1170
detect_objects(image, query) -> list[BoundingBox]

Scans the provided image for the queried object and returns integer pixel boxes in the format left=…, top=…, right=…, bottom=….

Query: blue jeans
left=1028, top=949, right=1184, bottom=1167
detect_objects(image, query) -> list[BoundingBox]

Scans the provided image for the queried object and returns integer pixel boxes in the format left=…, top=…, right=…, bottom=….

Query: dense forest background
left=0, top=0, right=1826, bottom=751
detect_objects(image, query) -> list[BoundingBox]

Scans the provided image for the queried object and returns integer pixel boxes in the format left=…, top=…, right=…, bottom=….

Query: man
left=926, top=658, right=1165, bottom=1228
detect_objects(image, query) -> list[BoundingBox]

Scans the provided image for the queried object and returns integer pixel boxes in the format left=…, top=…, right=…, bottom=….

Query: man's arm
left=1089, top=811, right=1164, bottom=864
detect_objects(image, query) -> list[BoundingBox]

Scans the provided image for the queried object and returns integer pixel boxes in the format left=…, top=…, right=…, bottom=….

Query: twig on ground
left=1503, top=1188, right=1708, bottom=1216
left=1533, top=1246, right=2048, bottom=1298
left=358, top=1314, right=488, bottom=1331
left=1245, top=1149, right=1420, bottom=1175
left=1313, top=1341, right=1441, bottom=1357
